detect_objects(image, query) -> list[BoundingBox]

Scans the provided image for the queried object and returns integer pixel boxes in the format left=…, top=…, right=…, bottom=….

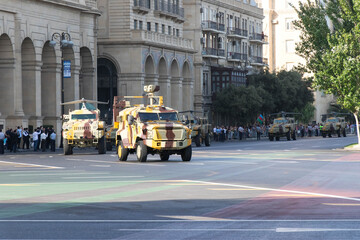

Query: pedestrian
left=6, top=128, right=12, bottom=150
left=33, top=128, right=40, bottom=151
left=10, top=129, right=18, bottom=153
left=40, top=130, right=48, bottom=152
left=0, top=129, right=5, bottom=154
left=50, top=131, right=56, bottom=152
left=22, top=128, right=30, bottom=149
left=16, top=126, right=22, bottom=149
left=256, top=125, right=261, bottom=140
left=46, top=128, right=52, bottom=149
left=238, top=126, right=244, bottom=140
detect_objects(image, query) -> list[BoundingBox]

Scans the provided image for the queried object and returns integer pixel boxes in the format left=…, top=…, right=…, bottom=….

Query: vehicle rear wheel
left=63, top=140, right=72, bottom=155
left=98, top=136, right=106, bottom=154
left=181, top=145, right=192, bottom=161
left=160, top=153, right=170, bottom=161
left=117, top=141, right=129, bottom=161
left=204, top=133, right=211, bottom=146
left=194, top=134, right=201, bottom=147
left=106, top=142, right=112, bottom=151
left=136, top=141, right=148, bottom=162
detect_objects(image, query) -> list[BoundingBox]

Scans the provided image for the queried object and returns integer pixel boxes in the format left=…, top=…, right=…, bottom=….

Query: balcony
left=131, top=30, right=194, bottom=51
left=250, top=56, right=265, bottom=66
left=227, top=27, right=248, bottom=39
left=154, top=0, right=185, bottom=22
left=202, top=47, right=225, bottom=58
left=202, top=21, right=226, bottom=34
left=227, top=52, right=247, bottom=62
left=249, top=33, right=268, bottom=44
left=133, top=0, right=150, bottom=13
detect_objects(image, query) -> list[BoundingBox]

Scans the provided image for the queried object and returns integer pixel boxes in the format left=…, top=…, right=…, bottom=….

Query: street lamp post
left=49, top=32, right=74, bottom=148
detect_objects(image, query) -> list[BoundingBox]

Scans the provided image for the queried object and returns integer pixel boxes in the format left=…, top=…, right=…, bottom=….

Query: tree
left=294, top=0, right=360, bottom=145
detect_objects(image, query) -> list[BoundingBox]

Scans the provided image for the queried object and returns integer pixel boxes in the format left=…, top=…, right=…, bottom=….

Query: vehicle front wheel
left=181, top=145, right=192, bottom=161
left=194, top=134, right=201, bottom=147
left=136, top=141, right=148, bottom=162
left=160, top=153, right=170, bottom=161
left=117, top=141, right=129, bottom=161
left=276, top=137, right=280, bottom=141
left=98, top=136, right=106, bottom=154
left=64, top=140, right=72, bottom=155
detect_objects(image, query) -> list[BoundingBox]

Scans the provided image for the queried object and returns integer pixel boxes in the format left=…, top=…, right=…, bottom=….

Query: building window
left=176, top=29, right=179, bottom=37
left=286, top=40, right=295, bottom=53
left=286, top=18, right=294, bottom=31
left=134, top=20, right=138, bottom=29
left=139, top=21, right=143, bottom=30
left=147, top=22, right=151, bottom=31
left=162, top=24, right=165, bottom=34
left=203, top=72, right=209, bottom=95
left=155, top=23, right=158, bottom=32
left=168, top=26, right=171, bottom=35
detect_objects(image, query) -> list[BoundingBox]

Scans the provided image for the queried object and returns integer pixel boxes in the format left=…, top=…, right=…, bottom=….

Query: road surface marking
left=323, top=203, right=360, bottom=206
left=1, top=219, right=360, bottom=222
left=10, top=172, right=109, bottom=176
left=0, top=160, right=63, bottom=169
left=115, top=228, right=274, bottom=232
left=208, top=188, right=266, bottom=191
left=0, top=184, right=37, bottom=186
left=276, top=228, right=360, bottom=232
left=183, top=180, right=360, bottom=202
left=90, top=165, right=111, bottom=168
left=62, top=176, right=144, bottom=179
left=209, top=161, right=258, bottom=165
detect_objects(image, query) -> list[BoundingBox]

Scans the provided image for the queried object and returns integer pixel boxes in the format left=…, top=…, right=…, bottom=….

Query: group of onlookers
left=0, top=126, right=56, bottom=154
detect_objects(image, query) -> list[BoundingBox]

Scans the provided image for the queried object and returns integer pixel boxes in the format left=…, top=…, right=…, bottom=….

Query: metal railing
left=249, top=33, right=268, bottom=42
left=202, top=21, right=225, bottom=32
left=227, top=52, right=247, bottom=61
left=154, top=0, right=184, bottom=18
left=202, top=47, right=225, bottom=57
left=134, top=0, right=151, bottom=9
left=227, top=27, right=248, bottom=37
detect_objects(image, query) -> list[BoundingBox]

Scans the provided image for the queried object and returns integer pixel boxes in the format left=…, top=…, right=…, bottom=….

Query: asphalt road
left=0, top=135, right=360, bottom=239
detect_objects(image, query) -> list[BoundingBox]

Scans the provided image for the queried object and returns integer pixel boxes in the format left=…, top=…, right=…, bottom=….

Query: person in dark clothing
left=6, top=128, right=12, bottom=150
left=22, top=128, right=30, bottom=149
left=10, top=130, right=18, bottom=153
left=0, top=129, right=5, bottom=154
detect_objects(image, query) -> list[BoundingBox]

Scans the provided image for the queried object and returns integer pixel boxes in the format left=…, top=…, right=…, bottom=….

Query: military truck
left=114, top=85, right=192, bottom=162
left=179, top=110, right=211, bottom=147
left=268, top=112, right=299, bottom=141
left=321, top=113, right=348, bottom=138
left=61, top=99, right=108, bottom=155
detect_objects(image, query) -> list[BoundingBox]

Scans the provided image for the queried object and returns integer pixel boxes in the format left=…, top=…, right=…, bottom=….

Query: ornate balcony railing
left=154, top=0, right=184, bottom=19
left=227, top=27, right=248, bottom=38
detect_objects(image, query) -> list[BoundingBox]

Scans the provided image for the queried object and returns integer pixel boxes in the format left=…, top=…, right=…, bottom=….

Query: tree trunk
left=354, top=112, right=360, bottom=146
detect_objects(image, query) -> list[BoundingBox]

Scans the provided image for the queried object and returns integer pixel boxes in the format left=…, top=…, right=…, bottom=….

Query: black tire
left=292, top=130, right=296, bottom=140
left=343, top=129, right=347, bottom=137
left=63, top=140, right=72, bottom=155
left=160, top=153, right=170, bottom=161
left=136, top=141, right=147, bottom=162
left=98, top=136, right=106, bottom=154
left=106, top=142, right=112, bottom=151
left=194, top=134, right=201, bottom=147
left=181, top=145, right=192, bottom=161
left=269, top=135, right=274, bottom=141
left=276, top=136, right=280, bottom=141
left=286, top=131, right=291, bottom=141
left=204, top=133, right=211, bottom=146
left=117, top=141, right=129, bottom=161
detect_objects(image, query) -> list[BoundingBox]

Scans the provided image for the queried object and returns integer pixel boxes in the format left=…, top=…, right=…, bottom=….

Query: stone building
left=0, top=0, right=99, bottom=143
left=261, top=0, right=334, bottom=123
left=183, top=0, right=266, bottom=120
left=97, top=0, right=196, bottom=121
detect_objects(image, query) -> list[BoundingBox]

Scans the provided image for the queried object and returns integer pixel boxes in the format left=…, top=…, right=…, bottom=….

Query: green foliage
left=297, top=103, right=315, bottom=124
left=212, top=70, right=314, bottom=125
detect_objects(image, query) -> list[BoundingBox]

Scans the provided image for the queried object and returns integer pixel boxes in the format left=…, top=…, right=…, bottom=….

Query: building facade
left=183, top=0, right=266, bottom=120
left=261, top=0, right=334, bottom=123
left=97, top=0, right=196, bottom=121
left=0, top=0, right=99, bottom=143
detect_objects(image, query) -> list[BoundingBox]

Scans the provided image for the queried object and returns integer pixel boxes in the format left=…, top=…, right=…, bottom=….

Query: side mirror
left=127, top=115, right=134, bottom=125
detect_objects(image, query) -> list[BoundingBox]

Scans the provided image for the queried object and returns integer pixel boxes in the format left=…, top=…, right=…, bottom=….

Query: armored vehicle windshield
left=138, top=112, right=179, bottom=122
left=274, top=119, right=288, bottom=124
left=71, top=114, right=97, bottom=120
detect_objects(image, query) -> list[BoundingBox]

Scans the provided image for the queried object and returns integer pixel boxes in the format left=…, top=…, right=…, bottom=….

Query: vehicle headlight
left=147, top=130, right=153, bottom=139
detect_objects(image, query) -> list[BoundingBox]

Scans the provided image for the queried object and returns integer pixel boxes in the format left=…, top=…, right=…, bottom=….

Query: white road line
left=90, top=165, right=111, bottom=168
left=10, top=172, right=109, bottom=176
left=183, top=180, right=360, bottom=202
left=0, top=160, right=63, bottom=169
left=1, top=219, right=360, bottom=222
left=62, top=176, right=144, bottom=179
left=115, top=229, right=273, bottom=232
left=276, top=228, right=360, bottom=232
left=209, top=161, right=258, bottom=165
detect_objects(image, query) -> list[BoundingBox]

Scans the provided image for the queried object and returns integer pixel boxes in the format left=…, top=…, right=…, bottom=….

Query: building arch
left=158, top=57, right=168, bottom=76
left=182, top=61, right=193, bottom=110
left=21, top=38, right=37, bottom=118
left=0, top=34, right=15, bottom=117
left=170, top=59, right=181, bottom=110
left=97, top=57, right=118, bottom=124
left=144, top=54, right=157, bottom=86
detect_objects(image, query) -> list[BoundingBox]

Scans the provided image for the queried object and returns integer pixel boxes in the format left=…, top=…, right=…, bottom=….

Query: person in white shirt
left=50, top=131, right=56, bottom=152
left=33, top=129, right=40, bottom=152
left=40, top=130, right=48, bottom=152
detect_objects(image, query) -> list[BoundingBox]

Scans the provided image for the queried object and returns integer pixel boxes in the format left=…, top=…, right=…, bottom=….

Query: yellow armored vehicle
left=114, top=85, right=192, bottom=162
left=322, top=113, right=348, bottom=138
left=61, top=99, right=108, bottom=155
left=268, top=112, right=299, bottom=141
left=179, top=110, right=211, bottom=147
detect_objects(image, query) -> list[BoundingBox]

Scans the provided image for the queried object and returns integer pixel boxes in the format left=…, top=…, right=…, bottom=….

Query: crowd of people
left=0, top=126, right=56, bottom=154
left=212, top=122, right=357, bottom=142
